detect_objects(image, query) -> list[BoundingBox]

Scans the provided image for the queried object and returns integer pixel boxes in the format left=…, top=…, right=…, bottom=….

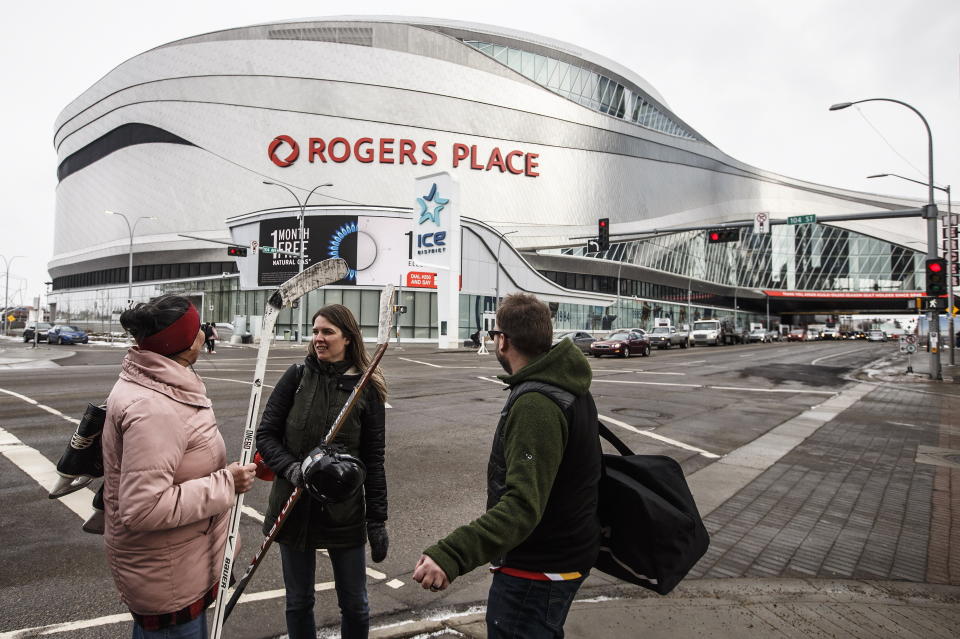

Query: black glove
left=367, top=520, right=389, bottom=563
left=283, top=461, right=303, bottom=487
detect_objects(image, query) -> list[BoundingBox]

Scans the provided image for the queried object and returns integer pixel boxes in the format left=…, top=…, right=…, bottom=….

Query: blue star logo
left=417, top=183, right=448, bottom=226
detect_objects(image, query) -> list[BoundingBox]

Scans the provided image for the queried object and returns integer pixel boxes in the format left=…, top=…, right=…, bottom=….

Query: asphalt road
left=0, top=338, right=896, bottom=638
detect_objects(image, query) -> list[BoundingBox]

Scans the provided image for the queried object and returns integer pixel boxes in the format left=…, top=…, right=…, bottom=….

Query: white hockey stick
left=219, top=283, right=396, bottom=622
left=209, top=258, right=347, bottom=639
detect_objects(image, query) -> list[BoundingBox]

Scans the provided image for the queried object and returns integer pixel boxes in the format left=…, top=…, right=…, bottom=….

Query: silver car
left=552, top=330, right=598, bottom=354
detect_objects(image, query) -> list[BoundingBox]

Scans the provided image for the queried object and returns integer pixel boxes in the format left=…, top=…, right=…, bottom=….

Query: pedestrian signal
left=707, top=229, right=739, bottom=243
left=227, top=246, right=248, bottom=257
left=925, top=257, right=947, bottom=296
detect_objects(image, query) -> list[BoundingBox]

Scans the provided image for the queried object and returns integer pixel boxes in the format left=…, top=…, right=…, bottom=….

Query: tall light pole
left=494, top=230, right=518, bottom=309
left=868, top=173, right=954, bottom=364
left=831, top=98, right=940, bottom=379
left=262, top=181, right=333, bottom=343
left=1, top=254, right=23, bottom=335
left=104, top=211, right=157, bottom=306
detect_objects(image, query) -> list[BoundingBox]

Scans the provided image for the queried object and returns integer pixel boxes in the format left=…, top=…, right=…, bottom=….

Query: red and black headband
left=138, top=304, right=200, bottom=356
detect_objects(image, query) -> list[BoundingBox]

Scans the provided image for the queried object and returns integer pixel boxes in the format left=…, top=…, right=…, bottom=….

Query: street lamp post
left=104, top=211, right=157, bottom=307
left=831, top=98, right=941, bottom=379
left=868, top=173, right=954, bottom=364
left=494, top=230, right=519, bottom=309
left=1, top=255, right=23, bottom=335
left=262, top=181, right=333, bottom=343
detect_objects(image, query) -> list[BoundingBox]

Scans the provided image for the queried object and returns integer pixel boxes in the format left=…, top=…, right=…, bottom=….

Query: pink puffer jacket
left=102, top=347, right=235, bottom=615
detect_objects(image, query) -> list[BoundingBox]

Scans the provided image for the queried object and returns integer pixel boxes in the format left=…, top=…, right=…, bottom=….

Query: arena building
left=49, top=16, right=936, bottom=343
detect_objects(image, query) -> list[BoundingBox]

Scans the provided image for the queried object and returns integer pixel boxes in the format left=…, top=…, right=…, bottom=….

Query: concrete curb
left=355, top=579, right=960, bottom=639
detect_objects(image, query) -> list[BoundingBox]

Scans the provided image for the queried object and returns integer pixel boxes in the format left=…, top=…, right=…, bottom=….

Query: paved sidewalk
left=345, top=353, right=960, bottom=639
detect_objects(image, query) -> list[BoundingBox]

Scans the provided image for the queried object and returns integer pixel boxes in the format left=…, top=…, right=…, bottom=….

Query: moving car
left=552, top=330, right=597, bottom=354
left=48, top=325, right=89, bottom=345
left=867, top=330, right=887, bottom=342
left=589, top=330, right=651, bottom=358
left=786, top=328, right=806, bottom=342
left=748, top=329, right=771, bottom=343
left=22, top=322, right=52, bottom=343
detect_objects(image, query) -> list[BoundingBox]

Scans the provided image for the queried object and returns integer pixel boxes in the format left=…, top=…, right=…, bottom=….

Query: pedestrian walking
left=256, top=304, right=389, bottom=639
left=412, top=293, right=601, bottom=638
left=102, top=295, right=257, bottom=638
left=201, top=322, right=217, bottom=354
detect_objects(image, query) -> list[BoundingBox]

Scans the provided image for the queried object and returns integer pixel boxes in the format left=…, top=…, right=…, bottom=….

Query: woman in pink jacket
left=103, top=295, right=256, bottom=638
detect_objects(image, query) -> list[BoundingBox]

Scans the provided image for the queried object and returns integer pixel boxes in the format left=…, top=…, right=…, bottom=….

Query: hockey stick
left=220, top=283, right=396, bottom=622
left=209, top=258, right=348, bottom=639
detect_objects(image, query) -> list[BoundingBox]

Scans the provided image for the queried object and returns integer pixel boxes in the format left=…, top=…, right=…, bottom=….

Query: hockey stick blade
left=209, top=258, right=348, bottom=639
left=270, top=258, right=348, bottom=309
left=221, top=284, right=396, bottom=622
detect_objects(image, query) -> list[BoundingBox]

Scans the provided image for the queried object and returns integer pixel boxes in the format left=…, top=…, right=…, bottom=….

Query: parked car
left=647, top=326, right=687, bottom=349
left=589, top=330, right=651, bottom=358
left=867, top=330, right=887, bottom=342
left=805, top=329, right=821, bottom=341
left=48, top=325, right=89, bottom=345
left=552, top=330, right=597, bottom=354
left=22, top=322, right=52, bottom=343
left=747, top=329, right=771, bottom=343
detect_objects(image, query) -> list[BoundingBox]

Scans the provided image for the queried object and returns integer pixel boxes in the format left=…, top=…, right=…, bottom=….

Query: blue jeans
left=486, top=572, right=585, bottom=639
left=131, top=613, right=206, bottom=639
left=279, top=543, right=369, bottom=639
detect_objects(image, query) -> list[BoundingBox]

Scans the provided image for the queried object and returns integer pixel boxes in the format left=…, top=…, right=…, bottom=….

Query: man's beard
left=495, top=349, right=512, bottom=374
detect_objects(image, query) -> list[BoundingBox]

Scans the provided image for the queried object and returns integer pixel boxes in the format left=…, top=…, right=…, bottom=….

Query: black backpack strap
left=503, top=380, right=576, bottom=417
left=598, top=421, right=635, bottom=457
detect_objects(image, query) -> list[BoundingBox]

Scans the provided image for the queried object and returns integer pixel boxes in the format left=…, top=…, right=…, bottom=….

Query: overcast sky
left=1, top=0, right=957, bottom=303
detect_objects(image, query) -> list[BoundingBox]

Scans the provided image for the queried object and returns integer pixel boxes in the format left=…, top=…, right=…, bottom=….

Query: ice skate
left=81, top=483, right=105, bottom=535
left=49, top=403, right=106, bottom=499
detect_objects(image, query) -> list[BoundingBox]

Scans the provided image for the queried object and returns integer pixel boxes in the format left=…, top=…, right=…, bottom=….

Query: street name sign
left=787, top=214, right=816, bottom=225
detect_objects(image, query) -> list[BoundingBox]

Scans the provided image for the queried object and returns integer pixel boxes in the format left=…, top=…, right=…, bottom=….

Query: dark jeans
left=279, top=543, right=369, bottom=639
left=131, top=614, right=206, bottom=639
left=486, top=572, right=585, bottom=638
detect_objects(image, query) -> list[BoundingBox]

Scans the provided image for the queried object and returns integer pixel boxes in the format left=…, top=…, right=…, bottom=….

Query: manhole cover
left=613, top=407, right=666, bottom=420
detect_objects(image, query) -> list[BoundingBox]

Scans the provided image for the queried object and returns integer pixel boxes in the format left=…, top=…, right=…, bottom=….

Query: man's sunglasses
left=487, top=330, right=507, bottom=340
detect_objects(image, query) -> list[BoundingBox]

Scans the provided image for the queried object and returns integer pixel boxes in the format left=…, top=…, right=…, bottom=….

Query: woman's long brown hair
left=307, top=304, right=387, bottom=402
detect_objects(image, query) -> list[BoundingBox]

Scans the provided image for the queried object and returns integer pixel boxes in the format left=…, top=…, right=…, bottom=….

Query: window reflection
left=464, top=40, right=698, bottom=140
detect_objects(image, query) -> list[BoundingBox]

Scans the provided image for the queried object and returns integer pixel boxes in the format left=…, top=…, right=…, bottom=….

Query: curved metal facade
left=51, top=16, right=928, bottom=312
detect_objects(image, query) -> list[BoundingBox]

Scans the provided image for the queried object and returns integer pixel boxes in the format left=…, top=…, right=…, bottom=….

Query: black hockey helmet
left=301, top=445, right=366, bottom=504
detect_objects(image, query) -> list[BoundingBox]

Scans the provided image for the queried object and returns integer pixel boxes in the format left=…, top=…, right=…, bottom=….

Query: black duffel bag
left=594, top=421, right=709, bottom=595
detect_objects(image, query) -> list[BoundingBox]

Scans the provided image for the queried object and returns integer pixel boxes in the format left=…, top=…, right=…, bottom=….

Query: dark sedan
left=22, top=322, right=52, bottom=343
left=589, top=330, right=651, bottom=358
left=48, top=325, right=89, bottom=345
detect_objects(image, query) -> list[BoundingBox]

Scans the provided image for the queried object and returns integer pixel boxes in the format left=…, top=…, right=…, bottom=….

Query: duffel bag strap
left=598, top=421, right=634, bottom=457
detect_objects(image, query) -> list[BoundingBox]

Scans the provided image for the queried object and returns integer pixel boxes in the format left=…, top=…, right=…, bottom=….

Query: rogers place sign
left=267, top=135, right=540, bottom=177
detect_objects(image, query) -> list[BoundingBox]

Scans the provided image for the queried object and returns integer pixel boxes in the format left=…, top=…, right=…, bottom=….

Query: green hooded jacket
left=423, top=338, right=593, bottom=582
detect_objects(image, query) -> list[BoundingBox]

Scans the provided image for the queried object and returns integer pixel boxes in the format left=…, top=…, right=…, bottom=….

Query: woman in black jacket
left=256, top=304, right=387, bottom=639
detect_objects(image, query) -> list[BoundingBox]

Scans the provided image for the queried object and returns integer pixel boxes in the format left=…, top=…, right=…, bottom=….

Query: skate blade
left=48, top=473, right=95, bottom=499
left=82, top=509, right=104, bottom=535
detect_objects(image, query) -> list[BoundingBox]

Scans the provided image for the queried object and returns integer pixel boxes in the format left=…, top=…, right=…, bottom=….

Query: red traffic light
left=928, top=261, right=943, bottom=273
left=709, top=231, right=720, bottom=241
left=599, top=220, right=607, bottom=227
left=227, top=246, right=248, bottom=257
left=707, top=228, right=739, bottom=243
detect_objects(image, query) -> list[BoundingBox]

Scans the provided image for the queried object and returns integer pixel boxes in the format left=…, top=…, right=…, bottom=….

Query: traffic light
left=707, top=228, right=739, bottom=243
left=598, top=218, right=610, bottom=251
left=925, top=257, right=947, bottom=296
left=227, top=246, right=248, bottom=257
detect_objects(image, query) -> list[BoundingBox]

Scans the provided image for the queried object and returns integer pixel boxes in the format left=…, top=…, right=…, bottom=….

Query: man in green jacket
left=412, top=293, right=601, bottom=638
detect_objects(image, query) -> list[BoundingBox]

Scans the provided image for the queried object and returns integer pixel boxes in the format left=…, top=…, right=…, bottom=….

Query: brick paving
left=690, top=382, right=959, bottom=584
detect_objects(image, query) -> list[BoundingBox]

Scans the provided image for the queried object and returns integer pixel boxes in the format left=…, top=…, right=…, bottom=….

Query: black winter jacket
left=256, top=355, right=387, bottom=550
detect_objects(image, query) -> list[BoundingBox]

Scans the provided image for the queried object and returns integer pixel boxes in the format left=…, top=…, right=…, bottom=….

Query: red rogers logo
left=268, top=135, right=300, bottom=167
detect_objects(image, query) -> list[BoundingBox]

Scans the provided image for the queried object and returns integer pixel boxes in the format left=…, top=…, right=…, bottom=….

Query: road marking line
left=398, top=357, right=443, bottom=368
left=0, top=425, right=96, bottom=521
left=708, top=385, right=836, bottom=395
left=477, top=376, right=507, bottom=386
left=386, top=579, right=406, bottom=589
left=201, top=376, right=275, bottom=389
left=811, top=347, right=868, bottom=366
left=606, top=369, right=686, bottom=376
left=592, top=379, right=702, bottom=388
left=598, top=414, right=720, bottom=459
